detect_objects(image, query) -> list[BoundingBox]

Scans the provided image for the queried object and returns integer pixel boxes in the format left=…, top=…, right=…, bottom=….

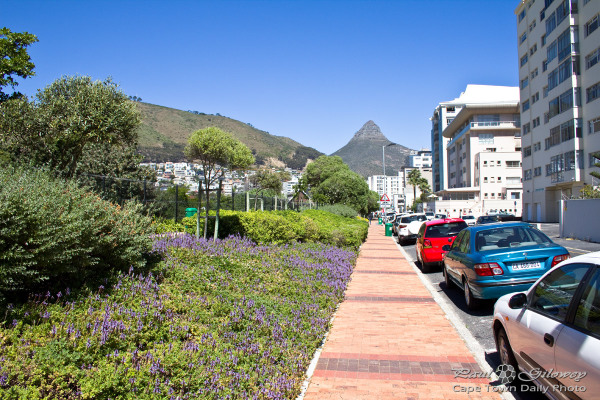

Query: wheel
left=496, top=328, right=519, bottom=375
left=463, top=279, right=480, bottom=310
left=419, top=253, right=432, bottom=273
left=443, top=265, right=454, bottom=288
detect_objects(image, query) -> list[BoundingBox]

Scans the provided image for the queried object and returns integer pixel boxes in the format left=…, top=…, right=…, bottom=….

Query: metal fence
left=78, top=174, right=321, bottom=222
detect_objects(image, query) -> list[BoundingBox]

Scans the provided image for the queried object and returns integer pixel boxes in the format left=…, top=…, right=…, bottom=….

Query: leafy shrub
left=300, top=209, right=368, bottom=248
left=152, top=218, right=187, bottom=234
left=0, top=166, right=154, bottom=301
left=317, top=204, right=358, bottom=218
left=166, top=209, right=368, bottom=249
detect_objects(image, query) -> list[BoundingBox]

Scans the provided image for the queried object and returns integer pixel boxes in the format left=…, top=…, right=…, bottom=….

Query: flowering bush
left=0, top=235, right=357, bottom=399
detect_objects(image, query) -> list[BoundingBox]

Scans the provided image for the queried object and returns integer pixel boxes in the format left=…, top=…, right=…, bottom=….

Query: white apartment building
left=367, top=174, right=406, bottom=212
left=409, top=149, right=433, bottom=168
left=428, top=85, right=523, bottom=218
left=516, top=0, right=600, bottom=222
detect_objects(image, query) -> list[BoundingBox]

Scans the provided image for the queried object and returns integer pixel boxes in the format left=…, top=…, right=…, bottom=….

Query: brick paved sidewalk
left=302, top=223, right=502, bottom=400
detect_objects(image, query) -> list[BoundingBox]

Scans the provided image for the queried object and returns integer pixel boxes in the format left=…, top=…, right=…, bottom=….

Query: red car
left=415, top=218, right=468, bottom=273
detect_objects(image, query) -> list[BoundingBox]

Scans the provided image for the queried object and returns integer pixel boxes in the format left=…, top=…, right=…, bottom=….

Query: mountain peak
left=352, top=120, right=385, bottom=140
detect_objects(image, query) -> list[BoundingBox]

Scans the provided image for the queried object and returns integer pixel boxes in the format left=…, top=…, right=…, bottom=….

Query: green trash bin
left=378, top=217, right=383, bottom=225
left=185, top=208, right=198, bottom=218
left=385, top=223, right=393, bottom=236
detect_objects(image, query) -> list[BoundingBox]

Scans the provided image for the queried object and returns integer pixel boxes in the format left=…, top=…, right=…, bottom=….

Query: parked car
left=442, top=222, right=570, bottom=310
left=391, top=213, right=409, bottom=236
left=425, top=211, right=435, bottom=220
left=461, top=215, right=477, bottom=226
left=395, top=213, right=428, bottom=245
left=476, top=215, right=500, bottom=225
left=492, top=251, right=600, bottom=398
left=497, top=213, right=519, bottom=222
left=415, top=218, right=468, bottom=272
left=434, top=213, right=447, bottom=220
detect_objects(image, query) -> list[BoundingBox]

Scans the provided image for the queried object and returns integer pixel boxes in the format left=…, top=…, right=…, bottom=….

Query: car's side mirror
left=442, top=244, right=451, bottom=251
left=508, top=293, right=527, bottom=309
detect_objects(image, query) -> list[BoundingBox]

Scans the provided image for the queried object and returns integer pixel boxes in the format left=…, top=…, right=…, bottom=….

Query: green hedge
left=0, top=166, right=154, bottom=302
left=179, top=209, right=368, bottom=248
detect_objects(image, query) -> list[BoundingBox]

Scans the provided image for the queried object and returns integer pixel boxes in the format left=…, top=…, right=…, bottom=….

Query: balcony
left=448, top=121, right=521, bottom=147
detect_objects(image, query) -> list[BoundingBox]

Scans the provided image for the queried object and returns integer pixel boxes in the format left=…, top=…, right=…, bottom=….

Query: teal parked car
left=442, top=222, right=570, bottom=310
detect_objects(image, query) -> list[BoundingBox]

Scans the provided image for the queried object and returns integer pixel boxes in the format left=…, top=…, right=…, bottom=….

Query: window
left=586, top=47, right=600, bottom=69
left=534, top=166, right=542, bottom=176
left=543, top=85, right=549, bottom=98
left=587, top=81, right=600, bottom=103
left=484, top=177, right=489, bottom=183
left=590, top=151, right=600, bottom=166
left=531, top=68, right=539, bottom=79
left=507, top=161, right=521, bottom=168
left=542, top=34, right=547, bottom=46
left=529, top=263, right=589, bottom=320
left=534, top=142, right=541, bottom=151
left=573, top=268, right=600, bottom=337
left=447, top=106, right=455, bottom=112
left=532, top=92, right=540, bottom=104
left=548, top=40, right=558, bottom=62
left=530, top=43, right=538, bottom=56
left=558, top=56, right=572, bottom=82
left=507, top=177, right=522, bottom=184
left=533, top=117, right=541, bottom=128
left=511, top=192, right=521, bottom=200
left=522, top=100, right=530, bottom=112
left=523, top=146, right=532, bottom=157
left=546, top=11, right=557, bottom=35
left=519, top=9, right=527, bottom=22
left=555, top=0, right=569, bottom=27
left=521, top=54, right=529, bottom=67
left=589, top=117, right=600, bottom=134
left=524, top=169, right=532, bottom=180
left=548, top=68, right=559, bottom=90
left=585, top=13, right=599, bottom=37
left=557, top=27, right=572, bottom=61
left=530, top=21, right=537, bottom=32
left=521, top=31, right=528, bottom=44
left=522, top=123, right=531, bottom=135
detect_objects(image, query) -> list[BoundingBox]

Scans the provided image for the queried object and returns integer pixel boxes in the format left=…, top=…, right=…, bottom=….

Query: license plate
left=511, top=261, right=542, bottom=271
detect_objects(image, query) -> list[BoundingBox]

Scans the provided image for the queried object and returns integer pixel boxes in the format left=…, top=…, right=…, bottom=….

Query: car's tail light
left=551, top=254, right=570, bottom=268
left=398, top=224, right=407, bottom=229
left=474, top=263, right=504, bottom=276
left=423, top=239, right=432, bottom=248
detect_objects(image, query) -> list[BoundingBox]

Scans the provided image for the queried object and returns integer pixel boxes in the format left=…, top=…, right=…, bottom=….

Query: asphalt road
left=392, top=224, right=600, bottom=400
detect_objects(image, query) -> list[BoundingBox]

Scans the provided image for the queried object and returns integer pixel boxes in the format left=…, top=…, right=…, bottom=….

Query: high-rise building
left=429, top=85, right=522, bottom=218
left=515, top=0, right=600, bottom=222
left=409, top=149, right=433, bottom=168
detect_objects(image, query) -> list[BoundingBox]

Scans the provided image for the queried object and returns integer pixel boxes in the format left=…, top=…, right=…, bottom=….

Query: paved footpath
left=303, top=223, right=502, bottom=400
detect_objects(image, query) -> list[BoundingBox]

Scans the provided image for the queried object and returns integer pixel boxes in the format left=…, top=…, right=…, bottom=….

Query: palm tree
left=406, top=169, right=423, bottom=210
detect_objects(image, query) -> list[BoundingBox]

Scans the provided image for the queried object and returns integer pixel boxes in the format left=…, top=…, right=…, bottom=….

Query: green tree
left=249, top=170, right=285, bottom=210
left=0, top=76, right=141, bottom=179
left=0, top=27, right=38, bottom=102
left=185, top=127, right=254, bottom=237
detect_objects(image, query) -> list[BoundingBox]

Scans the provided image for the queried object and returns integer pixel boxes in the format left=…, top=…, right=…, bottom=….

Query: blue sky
left=5, top=0, right=519, bottom=155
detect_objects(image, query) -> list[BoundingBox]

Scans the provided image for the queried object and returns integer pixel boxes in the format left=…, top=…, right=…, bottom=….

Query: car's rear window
left=425, top=222, right=467, bottom=238
left=475, top=226, right=552, bottom=251
left=401, top=215, right=427, bottom=223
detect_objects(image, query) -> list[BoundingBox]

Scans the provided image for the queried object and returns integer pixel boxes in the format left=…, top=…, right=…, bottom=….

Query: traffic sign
left=380, top=194, right=390, bottom=202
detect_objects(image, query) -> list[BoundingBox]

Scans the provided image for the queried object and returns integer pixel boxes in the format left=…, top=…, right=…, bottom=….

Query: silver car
left=492, top=251, right=600, bottom=398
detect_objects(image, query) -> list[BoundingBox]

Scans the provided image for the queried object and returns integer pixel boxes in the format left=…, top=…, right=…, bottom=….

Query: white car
left=492, top=251, right=600, bottom=398
left=461, top=215, right=477, bottom=226
left=395, top=213, right=427, bottom=245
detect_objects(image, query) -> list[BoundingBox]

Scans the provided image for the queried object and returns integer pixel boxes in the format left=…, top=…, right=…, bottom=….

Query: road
left=392, top=223, right=600, bottom=400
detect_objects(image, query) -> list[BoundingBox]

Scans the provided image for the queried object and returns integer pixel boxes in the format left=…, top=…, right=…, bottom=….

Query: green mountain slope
left=135, top=102, right=322, bottom=169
